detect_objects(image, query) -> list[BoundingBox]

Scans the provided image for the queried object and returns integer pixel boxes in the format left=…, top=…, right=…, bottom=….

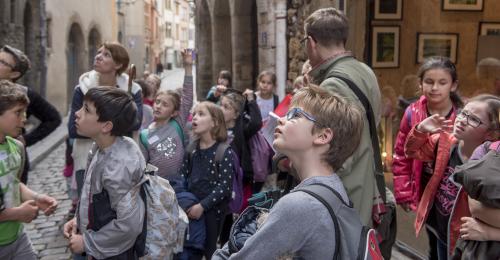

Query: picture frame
left=442, top=0, right=483, bottom=11
left=479, top=22, right=500, bottom=36
left=417, top=33, right=459, bottom=63
left=371, top=26, right=400, bottom=68
left=374, top=0, right=403, bottom=20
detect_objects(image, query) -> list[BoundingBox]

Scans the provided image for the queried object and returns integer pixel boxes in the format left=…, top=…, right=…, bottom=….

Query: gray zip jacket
left=77, top=137, right=145, bottom=259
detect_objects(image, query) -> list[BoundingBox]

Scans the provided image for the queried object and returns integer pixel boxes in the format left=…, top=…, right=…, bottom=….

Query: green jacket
left=309, top=54, right=382, bottom=226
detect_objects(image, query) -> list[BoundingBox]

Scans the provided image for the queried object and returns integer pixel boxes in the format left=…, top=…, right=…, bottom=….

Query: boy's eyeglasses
left=457, top=110, right=483, bottom=128
left=286, top=107, right=319, bottom=124
left=0, top=59, right=15, bottom=70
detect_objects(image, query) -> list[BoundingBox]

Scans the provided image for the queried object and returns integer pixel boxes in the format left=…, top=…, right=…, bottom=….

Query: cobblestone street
left=25, top=143, right=72, bottom=260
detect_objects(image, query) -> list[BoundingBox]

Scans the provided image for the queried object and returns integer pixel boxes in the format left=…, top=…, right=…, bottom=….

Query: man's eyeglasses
left=457, top=110, right=483, bottom=128
left=286, top=107, right=319, bottom=124
left=0, top=59, right=15, bottom=70
left=300, top=36, right=309, bottom=45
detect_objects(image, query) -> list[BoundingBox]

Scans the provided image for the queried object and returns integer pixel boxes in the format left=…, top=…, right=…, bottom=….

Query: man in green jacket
left=303, top=7, right=382, bottom=228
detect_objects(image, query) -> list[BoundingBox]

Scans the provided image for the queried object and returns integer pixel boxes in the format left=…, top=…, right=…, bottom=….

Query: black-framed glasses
left=457, top=110, right=483, bottom=128
left=0, top=59, right=15, bottom=70
left=286, top=107, right=319, bottom=124
left=300, top=35, right=310, bottom=45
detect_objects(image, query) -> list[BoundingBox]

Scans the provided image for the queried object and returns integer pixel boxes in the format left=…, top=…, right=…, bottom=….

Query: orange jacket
left=404, top=127, right=457, bottom=236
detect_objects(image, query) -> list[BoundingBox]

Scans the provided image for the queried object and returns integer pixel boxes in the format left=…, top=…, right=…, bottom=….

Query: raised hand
left=416, top=114, right=453, bottom=134
left=243, top=89, right=254, bottom=101
left=181, top=48, right=194, bottom=67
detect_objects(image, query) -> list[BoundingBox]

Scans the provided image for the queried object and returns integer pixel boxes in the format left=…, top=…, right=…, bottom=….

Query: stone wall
left=0, top=0, right=43, bottom=94
left=45, top=0, right=116, bottom=113
left=287, top=0, right=368, bottom=82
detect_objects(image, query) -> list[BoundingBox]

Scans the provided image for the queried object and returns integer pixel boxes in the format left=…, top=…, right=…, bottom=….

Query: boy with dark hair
left=214, top=85, right=365, bottom=259
left=0, top=80, right=58, bottom=260
left=63, top=88, right=145, bottom=259
left=0, top=45, right=62, bottom=183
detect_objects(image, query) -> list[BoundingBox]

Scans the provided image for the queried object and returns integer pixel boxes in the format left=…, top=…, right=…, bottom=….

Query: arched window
left=88, top=28, right=102, bottom=69
left=10, top=0, right=16, bottom=23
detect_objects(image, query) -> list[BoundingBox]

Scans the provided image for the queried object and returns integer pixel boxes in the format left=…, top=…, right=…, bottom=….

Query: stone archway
left=66, top=23, right=85, bottom=106
left=195, top=0, right=213, bottom=98
left=22, top=2, right=35, bottom=88
left=22, top=0, right=42, bottom=92
left=211, top=0, right=232, bottom=85
left=230, top=0, right=258, bottom=91
left=0, top=1, right=6, bottom=24
left=88, top=27, right=102, bottom=71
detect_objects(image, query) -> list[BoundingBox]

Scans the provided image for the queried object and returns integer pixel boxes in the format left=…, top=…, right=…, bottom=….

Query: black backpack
left=293, top=183, right=383, bottom=260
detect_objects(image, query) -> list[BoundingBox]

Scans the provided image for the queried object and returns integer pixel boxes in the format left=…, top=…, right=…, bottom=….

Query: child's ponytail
left=450, top=92, right=464, bottom=109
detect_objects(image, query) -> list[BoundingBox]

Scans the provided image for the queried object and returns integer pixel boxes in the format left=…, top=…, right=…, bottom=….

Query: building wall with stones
left=45, top=0, right=117, bottom=113
left=0, top=0, right=44, bottom=93
left=287, top=0, right=368, bottom=82
left=118, top=0, right=148, bottom=77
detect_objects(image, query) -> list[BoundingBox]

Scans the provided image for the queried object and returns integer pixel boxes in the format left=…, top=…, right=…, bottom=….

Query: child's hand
left=63, top=217, right=77, bottom=239
left=69, top=233, right=85, bottom=254
left=460, top=217, right=489, bottom=241
left=416, top=114, right=453, bottom=134
left=36, top=194, right=58, bottom=216
left=243, top=89, right=254, bottom=101
left=181, top=48, right=194, bottom=67
left=16, top=200, right=39, bottom=223
left=187, top=203, right=204, bottom=220
left=214, top=85, right=227, bottom=97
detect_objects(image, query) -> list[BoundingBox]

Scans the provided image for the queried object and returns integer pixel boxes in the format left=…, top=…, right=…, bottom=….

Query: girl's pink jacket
left=392, top=96, right=457, bottom=210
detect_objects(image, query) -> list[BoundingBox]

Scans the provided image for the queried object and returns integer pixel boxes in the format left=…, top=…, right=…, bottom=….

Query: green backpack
left=140, top=119, right=185, bottom=148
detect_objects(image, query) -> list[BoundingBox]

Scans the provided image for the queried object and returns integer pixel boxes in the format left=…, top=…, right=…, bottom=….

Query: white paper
left=261, top=112, right=280, bottom=151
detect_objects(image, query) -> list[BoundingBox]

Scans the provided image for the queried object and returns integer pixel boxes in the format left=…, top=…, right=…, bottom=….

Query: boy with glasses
left=214, top=85, right=366, bottom=259
left=0, top=45, right=61, bottom=184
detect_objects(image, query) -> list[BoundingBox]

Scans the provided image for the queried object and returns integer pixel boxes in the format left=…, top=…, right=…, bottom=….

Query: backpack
left=248, top=132, right=274, bottom=182
left=293, top=183, right=383, bottom=260
left=328, top=72, right=397, bottom=259
left=140, top=119, right=186, bottom=148
left=138, top=164, right=189, bottom=259
left=454, top=141, right=500, bottom=208
left=186, top=141, right=244, bottom=213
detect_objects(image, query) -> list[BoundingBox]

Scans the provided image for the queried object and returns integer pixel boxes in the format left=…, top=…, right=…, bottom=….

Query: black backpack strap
left=329, top=75, right=386, bottom=203
left=187, top=141, right=229, bottom=177
left=294, top=183, right=350, bottom=260
left=214, top=142, right=230, bottom=163
left=185, top=140, right=198, bottom=176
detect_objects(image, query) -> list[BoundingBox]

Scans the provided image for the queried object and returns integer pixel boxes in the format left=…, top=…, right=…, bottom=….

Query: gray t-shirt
left=223, top=174, right=349, bottom=260
left=256, top=94, right=274, bottom=125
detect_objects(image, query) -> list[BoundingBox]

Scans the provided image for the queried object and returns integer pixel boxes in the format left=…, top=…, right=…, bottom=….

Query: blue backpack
left=186, top=141, right=244, bottom=213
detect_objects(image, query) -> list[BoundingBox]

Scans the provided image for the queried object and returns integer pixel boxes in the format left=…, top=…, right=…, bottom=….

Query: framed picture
left=442, top=0, right=483, bottom=11
left=374, top=0, right=403, bottom=20
left=417, top=33, right=459, bottom=63
left=371, top=26, right=400, bottom=68
left=479, top=22, right=500, bottom=36
left=335, top=0, right=347, bottom=13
